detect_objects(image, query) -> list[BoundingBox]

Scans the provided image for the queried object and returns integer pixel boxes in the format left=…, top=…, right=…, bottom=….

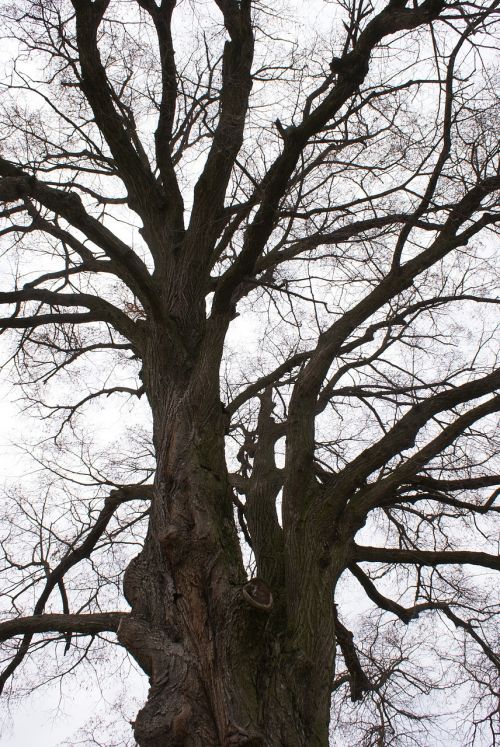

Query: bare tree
left=0, top=0, right=499, bottom=745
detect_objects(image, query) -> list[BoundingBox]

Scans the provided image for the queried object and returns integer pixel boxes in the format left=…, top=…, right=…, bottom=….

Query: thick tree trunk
left=116, top=326, right=339, bottom=746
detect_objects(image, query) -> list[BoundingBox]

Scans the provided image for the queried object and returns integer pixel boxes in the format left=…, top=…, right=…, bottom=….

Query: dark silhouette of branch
left=0, top=485, right=152, bottom=693
left=353, top=545, right=500, bottom=571
left=0, top=612, right=125, bottom=642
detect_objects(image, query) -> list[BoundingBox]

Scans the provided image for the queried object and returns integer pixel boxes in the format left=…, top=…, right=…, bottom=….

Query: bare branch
left=0, top=612, right=125, bottom=642
left=352, top=545, right=500, bottom=571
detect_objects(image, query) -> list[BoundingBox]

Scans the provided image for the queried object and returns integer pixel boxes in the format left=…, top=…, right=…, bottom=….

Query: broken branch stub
left=242, top=578, right=273, bottom=611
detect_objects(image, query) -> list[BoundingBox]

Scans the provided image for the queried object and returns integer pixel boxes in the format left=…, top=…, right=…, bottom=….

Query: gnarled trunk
left=117, top=331, right=340, bottom=746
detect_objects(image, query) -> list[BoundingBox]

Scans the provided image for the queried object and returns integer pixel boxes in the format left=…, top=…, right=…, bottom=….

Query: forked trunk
left=117, top=330, right=340, bottom=746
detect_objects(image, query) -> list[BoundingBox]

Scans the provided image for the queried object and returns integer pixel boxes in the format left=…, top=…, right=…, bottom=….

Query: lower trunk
left=119, top=503, right=337, bottom=746
left=118, top=370, right=337, bottom=745
left=119, top=606, right=335, bottom=747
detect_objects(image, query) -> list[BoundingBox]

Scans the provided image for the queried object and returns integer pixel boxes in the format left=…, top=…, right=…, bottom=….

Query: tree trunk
left=116, top=329, right=339, bottom=746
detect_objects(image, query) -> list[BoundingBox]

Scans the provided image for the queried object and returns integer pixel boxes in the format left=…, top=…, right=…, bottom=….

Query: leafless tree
left=0, top=0, right=499, bottom=745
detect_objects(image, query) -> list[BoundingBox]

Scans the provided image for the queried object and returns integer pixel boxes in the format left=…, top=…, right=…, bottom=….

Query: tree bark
left=115, top=323, right=340, bottom=746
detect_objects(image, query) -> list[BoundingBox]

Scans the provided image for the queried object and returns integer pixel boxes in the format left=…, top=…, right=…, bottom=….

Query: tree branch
left=0, top=287, right=140, bottom=343
left=349, top=564, right=500, bottom=669
left=135, top=0, right=185, bottom=236
left=352, top=545, right=500, bottom=571
left=0, top=484, right=152, bottom=693
left=70, top=0, right=163, bottom=219
left=0, top=612, right=125, bottom=643
left=333, top=606, right=372, bottom=701
left=212, top=0, right=448, bottom=315
left=186, top=0, right=254, bottom=276
left=347, top=393, right=500, bottom=518
left=0, top=159, right=156, bottom=311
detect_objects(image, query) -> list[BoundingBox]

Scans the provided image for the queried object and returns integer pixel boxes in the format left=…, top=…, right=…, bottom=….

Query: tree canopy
left=0, top=1, right=499, bottom=745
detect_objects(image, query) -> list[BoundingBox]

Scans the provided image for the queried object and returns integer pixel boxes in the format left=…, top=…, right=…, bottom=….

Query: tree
left=0, top=0, right=499, bottom=744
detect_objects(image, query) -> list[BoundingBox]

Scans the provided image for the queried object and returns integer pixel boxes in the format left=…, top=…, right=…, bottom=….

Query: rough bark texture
left=114, top=315, right=340, bottom=746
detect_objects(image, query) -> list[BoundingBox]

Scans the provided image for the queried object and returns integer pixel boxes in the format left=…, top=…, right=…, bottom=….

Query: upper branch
left=186, top=0, right=254, bottom=268
left=70, top=0, right=164, bottom=220
left=226, top=350, right=310, bottom=415
left=211, top=0, right=447, bottom=314
left=282, top=175, right=500, bottom=515
left=0, top=159, right=156, bottom=313
left=349, top=564, right=500, bottom=669
left=135, top=0, right=185, bottom=234
left=331, top=381, right=500, bottom=518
